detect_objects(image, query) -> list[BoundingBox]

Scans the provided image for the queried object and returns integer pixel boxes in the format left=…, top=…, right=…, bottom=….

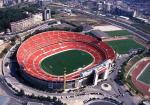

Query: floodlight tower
left=63, top=68, right=67, bottom=91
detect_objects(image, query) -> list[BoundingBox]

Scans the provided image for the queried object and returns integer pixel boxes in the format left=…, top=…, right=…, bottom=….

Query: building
left=10, top=13, right=43, bottom=33
left=43, top=8, right=51, bottom=20
left=97, top=2, right=103, bottom=11
left=0, top=0, right=3, bottom=8
left=37, top=0, right=43, bottom=7
left=27, top=102, right=43, bottom=105
left=142, top=101, right=150, bottom=105
left=27, top=0, right=36, bottom=2
left=106, top=2, right=113, bottom=12
left=16, top=0, right=22, bottom=4
left=3, top=0, right=36, bottom=6
left=102, top=2, right=113, bottom=13
left=3, top=0, right=13, bottom=6
left=37, top=0, right=53, bottom=7
left=112, top=7, right=134, bottom=17
left=32, top=13, right=43, bottom=22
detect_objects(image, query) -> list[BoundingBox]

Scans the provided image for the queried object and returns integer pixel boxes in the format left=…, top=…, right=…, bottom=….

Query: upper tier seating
left=17, top=31, right=115, bottom=81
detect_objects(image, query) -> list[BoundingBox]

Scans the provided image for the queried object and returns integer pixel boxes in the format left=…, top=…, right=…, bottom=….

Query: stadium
left=17, top=31, right=116, bottom=90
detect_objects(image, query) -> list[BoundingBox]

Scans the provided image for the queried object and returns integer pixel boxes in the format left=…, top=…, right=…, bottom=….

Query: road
left=0, top=75, right=54, bottom=105
left=1, top=44, right=138, bottom=105
left=0, top=6, right=144, bottom=105
left=0, top=45, right=54, bottom=105
left=72, top=9, right=150, bottom=43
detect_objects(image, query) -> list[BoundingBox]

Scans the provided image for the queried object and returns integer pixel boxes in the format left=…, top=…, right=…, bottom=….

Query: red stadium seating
left=17, top=31, right=116, bottom=81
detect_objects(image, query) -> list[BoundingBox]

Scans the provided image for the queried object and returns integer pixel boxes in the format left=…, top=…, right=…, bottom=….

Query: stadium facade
left=17, top=31, right=116, bottom=90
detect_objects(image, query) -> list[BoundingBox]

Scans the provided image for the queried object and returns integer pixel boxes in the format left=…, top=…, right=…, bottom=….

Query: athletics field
left=137, top=64, right=150, bottom=85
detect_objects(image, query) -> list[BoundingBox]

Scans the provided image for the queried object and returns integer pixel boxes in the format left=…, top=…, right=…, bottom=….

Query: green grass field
left=137, top=64, right=150, bottom=85
left=106, top=39, right=145, bottom=54
left=106, top=30, right=132, bottom=37
left=40, top=50, right=93, bottom=76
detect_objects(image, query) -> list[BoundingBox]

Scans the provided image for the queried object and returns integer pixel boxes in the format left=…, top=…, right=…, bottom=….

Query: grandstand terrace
left=17, top=31, right=116, bottom=90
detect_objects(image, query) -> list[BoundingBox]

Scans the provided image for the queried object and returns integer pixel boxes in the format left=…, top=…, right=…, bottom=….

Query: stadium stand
left=17, top=31, right=116, bottom=90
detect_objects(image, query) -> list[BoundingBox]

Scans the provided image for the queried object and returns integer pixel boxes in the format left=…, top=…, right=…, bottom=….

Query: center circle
left=40, top=50, right=94, bottom=76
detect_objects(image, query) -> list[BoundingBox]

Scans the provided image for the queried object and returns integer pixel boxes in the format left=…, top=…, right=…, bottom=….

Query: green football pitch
left=40, top=50, right=94, bottom=76
left=137, top=64, right=150, bottom=85
left=105, top=30, right=132, bottom=37
left=106, top=39, right=145, bottom=54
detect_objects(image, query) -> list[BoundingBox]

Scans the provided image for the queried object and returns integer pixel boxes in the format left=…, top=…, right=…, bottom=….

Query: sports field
left=106, top=30, right=132, bottom=37
left=40, top=50, right=94, bottom=76
left=106, top=39, right=145, bottom=54
left=137, top=64, right=150, bottom=85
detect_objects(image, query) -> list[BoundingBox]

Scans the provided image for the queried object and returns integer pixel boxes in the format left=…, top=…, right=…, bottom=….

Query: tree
left=53, top=97, right=57, bottom=102
left=72, top=25, right=83, bottom=32
left=18, top=89, right=24, bottom=96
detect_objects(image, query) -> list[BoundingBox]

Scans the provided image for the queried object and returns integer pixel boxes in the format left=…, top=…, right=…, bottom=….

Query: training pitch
left=106, top=30, right=131, bottom=37
left=106, top=39, right=144, bottom=54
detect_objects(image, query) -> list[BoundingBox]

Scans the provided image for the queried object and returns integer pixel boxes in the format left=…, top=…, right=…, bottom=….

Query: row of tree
left=7, top=82, right=65, bottom=105
left=0, top=4, right=39, bottom=32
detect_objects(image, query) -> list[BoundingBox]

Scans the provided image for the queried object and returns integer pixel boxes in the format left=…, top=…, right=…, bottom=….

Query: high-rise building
left=3, top=0, right=13, bottom=6
left=97, top=1, right=104, bottom=15
left=37, top=0, right=43, bottom=7
left=133, top=10, right=140, bottom=17
left=0, top=0, right=3, bottom=8
left=17, top=0, right=22, bottom=4
left=97, top=2, right=103, bottom=11
left=37, top=0, right=53, bottom=7
left=43, top=8, right=51, bottom=21
left=106, top=2, right=112, bottom=12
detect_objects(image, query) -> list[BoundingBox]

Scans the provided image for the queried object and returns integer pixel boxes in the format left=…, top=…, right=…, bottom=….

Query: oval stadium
left=17, top=31, right=116, bottom=90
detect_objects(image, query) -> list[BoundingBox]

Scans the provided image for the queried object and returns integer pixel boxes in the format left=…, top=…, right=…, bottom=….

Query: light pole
left=63, top=68, right=67, bottom=91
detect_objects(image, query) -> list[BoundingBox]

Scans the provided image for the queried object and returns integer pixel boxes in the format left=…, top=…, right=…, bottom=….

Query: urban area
left=0, top=0, right=150, bottom=105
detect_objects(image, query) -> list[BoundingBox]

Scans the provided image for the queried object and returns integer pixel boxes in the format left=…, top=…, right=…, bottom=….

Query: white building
left=10, top=13, right=43, bottom=33
left=0, top=0, right=3, bottom=8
